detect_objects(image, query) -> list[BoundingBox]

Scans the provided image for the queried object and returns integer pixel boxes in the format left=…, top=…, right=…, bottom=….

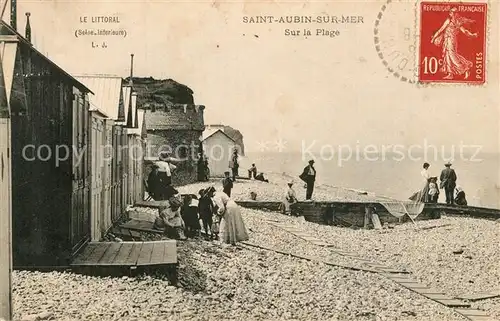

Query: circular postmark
left=373, top=0, right=420, bottom=84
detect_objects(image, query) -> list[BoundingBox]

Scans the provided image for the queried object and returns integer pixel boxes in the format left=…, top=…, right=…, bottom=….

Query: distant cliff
left=125, top=77, right=194, bottom=106
left=128, top=76, right=245, bottom=155
left=223, top=126, right=245, bottom=156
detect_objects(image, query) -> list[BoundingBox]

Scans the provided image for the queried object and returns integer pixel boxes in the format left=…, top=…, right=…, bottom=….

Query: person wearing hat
left=157, top=152, right=177, bottom=186
left=154, top=196, right=187, bottom=240
left=248, top=163, right=258, bottom=179
left=299, top=159, right=317, bottom=200
left=440, top=161, right=457, bottom=205
left=222, top=171, right=234, bottom=197
left=229, top=149, right=239, bottom=181
left=428, top=176, right=440, bottom=203
left=282, top=180, right=298, bottom=215
left=181, top=194, right=201, bottom=238
left=204, top=186, right=220, bottom=240
left=199, top=188, right=215, bottom=239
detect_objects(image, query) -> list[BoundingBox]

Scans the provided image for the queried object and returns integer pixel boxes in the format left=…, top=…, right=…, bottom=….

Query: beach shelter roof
left=0, top=20, right=93, bottom=95
left=75, top=75, right=124, bottom=120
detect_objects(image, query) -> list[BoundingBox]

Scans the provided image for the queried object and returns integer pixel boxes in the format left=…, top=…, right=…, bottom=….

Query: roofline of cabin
left=73, top=74, right=124, bottom=80
left=0, top=20, right=94, bottom=95
left=202, top=129, right=236, bottom=142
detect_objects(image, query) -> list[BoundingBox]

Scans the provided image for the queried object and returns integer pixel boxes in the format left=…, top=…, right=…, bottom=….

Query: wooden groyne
left=134, top=197, right=500, bottom=228
left=236, top=200, right=438, bottom=227
left=424, top=203, right=500, bottom=220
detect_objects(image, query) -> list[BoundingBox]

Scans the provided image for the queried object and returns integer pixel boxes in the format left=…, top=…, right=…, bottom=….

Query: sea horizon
left=239, top=151, right=500, bottom=209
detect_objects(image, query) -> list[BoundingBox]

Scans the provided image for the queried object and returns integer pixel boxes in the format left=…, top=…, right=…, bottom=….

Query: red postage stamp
left=419, top=2, right=487, bottom=84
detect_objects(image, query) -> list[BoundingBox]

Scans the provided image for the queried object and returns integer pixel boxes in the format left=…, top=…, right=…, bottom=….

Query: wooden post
left=0, top=43, right=13, bottom=320
left=364, top=206, right=371, bottom=229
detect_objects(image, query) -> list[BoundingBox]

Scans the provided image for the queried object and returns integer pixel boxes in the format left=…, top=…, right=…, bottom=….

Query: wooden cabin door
left=70, top=91, right=90, bottom=252
left=90, top=115, right=103, bottom=241
left=101, top=121, right=113, bottom=232
left=111, top=126, right=122, bottom=223
left=127, top=135, right=135, bottom=205
left=121, top=132, right=128, bottom=212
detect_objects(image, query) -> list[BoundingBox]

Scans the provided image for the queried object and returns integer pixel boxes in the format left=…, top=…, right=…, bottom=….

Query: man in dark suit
left=300, top=160, right=316, bottom=200
left=440, top=161, right=457, bottom=205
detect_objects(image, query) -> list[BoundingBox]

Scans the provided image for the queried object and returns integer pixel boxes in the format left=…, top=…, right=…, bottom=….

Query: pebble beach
left=12, top=175, right=500, bottom=321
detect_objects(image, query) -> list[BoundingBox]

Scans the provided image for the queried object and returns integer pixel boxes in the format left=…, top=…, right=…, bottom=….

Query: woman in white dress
left=212, top=190, right=249, bottom=245
left=409, top=162, right=431, bottom=202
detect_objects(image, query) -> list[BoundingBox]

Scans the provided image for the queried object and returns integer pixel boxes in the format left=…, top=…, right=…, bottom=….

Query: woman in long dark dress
left=147, top=164, right=161, bottom=200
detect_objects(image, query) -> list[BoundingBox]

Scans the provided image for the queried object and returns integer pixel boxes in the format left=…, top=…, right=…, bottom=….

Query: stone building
left=144, top=103, right=205, bottom=185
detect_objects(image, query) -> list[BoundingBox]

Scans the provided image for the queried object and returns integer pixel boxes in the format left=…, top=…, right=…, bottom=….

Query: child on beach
left=222, top=171, right=233, bottom=197
left=283, top=181, right=298, bottom=215
left=428, top=177, right=439, bottom=203
left=199, top=189, right=214, bottom=239
left=211, top=213, right=220, bottom=241
left=455, top=186, right=468, bottom=206
left=181, top=194, right=201, bottom=238
left=154, top=198, right=187, bottom=240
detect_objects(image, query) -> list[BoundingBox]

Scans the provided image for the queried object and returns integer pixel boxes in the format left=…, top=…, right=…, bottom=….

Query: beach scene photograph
left=0, top=0, right=499, bottom=320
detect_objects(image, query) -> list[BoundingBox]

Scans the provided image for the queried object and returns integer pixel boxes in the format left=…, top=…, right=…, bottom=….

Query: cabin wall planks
left=8, top=36, right=92, bottom=266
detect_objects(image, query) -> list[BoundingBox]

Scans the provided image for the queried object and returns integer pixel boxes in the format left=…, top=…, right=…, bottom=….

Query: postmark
left=418, top=2, right=487, bottom=84
left=373, top=0, right=419, bottom=84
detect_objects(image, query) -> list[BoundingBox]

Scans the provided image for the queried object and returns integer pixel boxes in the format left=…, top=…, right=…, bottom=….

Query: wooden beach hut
left=75, top=75, right=126, bottom=240
left=202, top=128, right=237, bottom=177
left=0, top=20, right=95, bottom=266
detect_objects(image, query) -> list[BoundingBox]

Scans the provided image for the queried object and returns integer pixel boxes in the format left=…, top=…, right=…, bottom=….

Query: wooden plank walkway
left=265, top=221, right=494, bottom=321
left=424, top=203, right=500, bottom=219
left=120, top=219, right=163, bottom=234
left=71, top=241, right=177, bottom=267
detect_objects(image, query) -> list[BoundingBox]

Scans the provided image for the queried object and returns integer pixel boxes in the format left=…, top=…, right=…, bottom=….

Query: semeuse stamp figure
left=419, top=2, right=487, bottom=84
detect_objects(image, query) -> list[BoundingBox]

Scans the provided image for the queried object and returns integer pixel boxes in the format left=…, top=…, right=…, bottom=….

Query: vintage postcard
left=0, top=0, right=499, bottom=320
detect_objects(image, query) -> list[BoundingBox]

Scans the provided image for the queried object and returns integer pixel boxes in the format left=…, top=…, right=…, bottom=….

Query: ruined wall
left=146, top=129, right=202, bottom=186
left=144, top=104, right=205, bottom=186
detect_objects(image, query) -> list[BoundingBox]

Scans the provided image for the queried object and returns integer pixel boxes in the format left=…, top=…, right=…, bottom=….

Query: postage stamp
left=418, top=2, right=487, bottom=84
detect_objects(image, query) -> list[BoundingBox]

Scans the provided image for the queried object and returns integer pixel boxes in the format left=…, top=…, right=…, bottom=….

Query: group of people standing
left=412, top=161, right=467, bottom=206
left=154, top=186, right=250, bottom=245
left=279, top=160, right=317, bottom=215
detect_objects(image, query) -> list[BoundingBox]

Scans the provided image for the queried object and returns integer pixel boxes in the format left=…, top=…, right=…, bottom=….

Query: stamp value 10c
left=419, top=2, right=487, bottom=84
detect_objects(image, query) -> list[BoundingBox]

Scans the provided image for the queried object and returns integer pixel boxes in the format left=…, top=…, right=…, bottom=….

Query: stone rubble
left=13, top=238, right=466, bottom=321
left=12, top=176, right=498, bottom=320
left=240, top=207, right=500, bottom=320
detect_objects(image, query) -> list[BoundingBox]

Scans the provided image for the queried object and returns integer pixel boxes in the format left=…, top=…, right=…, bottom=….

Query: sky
left=7, top=0, right=500, bottom=153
